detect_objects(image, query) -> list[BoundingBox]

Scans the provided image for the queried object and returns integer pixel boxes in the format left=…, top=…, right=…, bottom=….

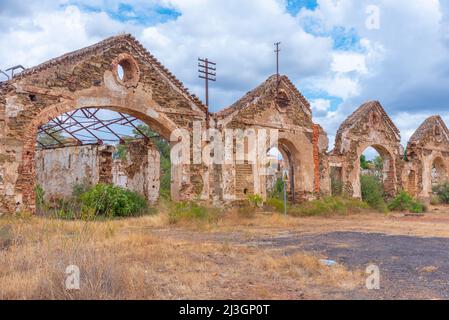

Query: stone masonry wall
left=35, top=141, right=159, bottom=203
left=112, top=140, right=160, bottom=204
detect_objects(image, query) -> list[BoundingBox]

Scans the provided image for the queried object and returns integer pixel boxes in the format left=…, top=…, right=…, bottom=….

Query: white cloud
left=331, top=52, right=367, bottom=74
left=2, top=0, right=449, bottom=152
left=311, top=98, right=331, bottom=112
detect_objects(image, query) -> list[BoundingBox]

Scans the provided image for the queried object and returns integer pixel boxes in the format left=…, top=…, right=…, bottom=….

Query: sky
left=1, top=0, right=448, bottom=157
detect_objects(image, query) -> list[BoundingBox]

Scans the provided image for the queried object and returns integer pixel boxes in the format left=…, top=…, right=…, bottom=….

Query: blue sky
left=1, top=0, right=449, bottom=156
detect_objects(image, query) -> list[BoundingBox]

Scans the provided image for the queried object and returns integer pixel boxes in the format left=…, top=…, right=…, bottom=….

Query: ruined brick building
left=0, top=34, right=448, bottom=214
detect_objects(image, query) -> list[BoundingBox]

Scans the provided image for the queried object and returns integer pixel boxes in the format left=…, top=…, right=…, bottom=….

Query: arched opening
left=19, top=103, right=179, bottom=215
left=359, top=145, right=395, bottom=201
left=113, top=53, right=140, bottom=87
left=265, top=143, right=296, bottom=202
left=431, top=157, right=447, bottom=187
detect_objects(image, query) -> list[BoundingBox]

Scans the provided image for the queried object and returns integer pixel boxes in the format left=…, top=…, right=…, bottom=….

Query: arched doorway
left=358, top=144, right=396, bottom=199
left=16, top=102, right=183, bottom=213
left=34, top=107, right=173, bottom=214
left=431, top=156, right=448, bottom=187
left=264, top=140, right=297, bottom=202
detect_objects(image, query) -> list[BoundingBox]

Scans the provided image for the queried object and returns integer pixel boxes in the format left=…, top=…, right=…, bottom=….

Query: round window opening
left=113, top=54, right=140, bottom=87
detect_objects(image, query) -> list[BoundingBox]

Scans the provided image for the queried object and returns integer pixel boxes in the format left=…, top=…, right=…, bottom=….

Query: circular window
left=112, top=53, right=140, bottom=88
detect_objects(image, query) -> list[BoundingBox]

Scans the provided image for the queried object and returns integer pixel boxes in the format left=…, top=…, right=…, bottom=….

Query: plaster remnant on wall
left=5, top=96, right=23, bottom=118
left=77, top=97, right=112, bottom=109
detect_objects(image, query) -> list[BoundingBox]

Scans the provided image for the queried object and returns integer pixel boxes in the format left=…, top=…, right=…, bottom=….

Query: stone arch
left=357, top=143, right=396, bottom=197
left=16, top=100, right=182, bottom=213
left=264, top=138, right=299, bottom=202
left=333, top=101, right=402, bottom=198
left=406, top=116, right=449, bottom=201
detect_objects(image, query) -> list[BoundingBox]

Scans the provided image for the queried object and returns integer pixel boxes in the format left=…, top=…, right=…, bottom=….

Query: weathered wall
left=215, top=75, right=329, bottom=202
left=406, top=116, right=449, bottom=201
left=333, top=101, right=403, bottom=199
left=35, top=141, right=160, bottom=203
left=112, top=140, right=160, bottom=203
left=4, top=33, right=449, bottom=215
left=35, top=145, right=106, bottom=200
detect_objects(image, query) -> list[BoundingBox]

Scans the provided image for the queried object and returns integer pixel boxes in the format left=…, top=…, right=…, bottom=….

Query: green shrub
left=247, top=194, right=264, bottom=208
left=269, top=178, right=285, bottom=200
left=433, top=182, right=449, bottom=204
left=35, top=184, right=45, bottom=210
left=331, top=177, right=343, bottom=196
left=360, top=175, right=388, bottom=212
left=287, top=197, right=369, bottom=217
left=72, top=183, right=91, bottom=200
left=266, top=197, right=285, bottom=213
left=388, top=191, right=425, bottom=213
left=80, top=184, right=148, bottom=217
left=168, top=201, right=220, bottom=224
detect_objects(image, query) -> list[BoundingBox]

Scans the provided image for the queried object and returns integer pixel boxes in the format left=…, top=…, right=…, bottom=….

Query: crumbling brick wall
left=112, top=140, right=160, bottom=204
left=35, top=141, right=160, bottom=203
left=214, top=75, right=329, bottom=203
left=406, top=116, right=449, bottom=202
left=4, top=33, right=449, bottom=215
left=332, top=101, right=403, bottom=199
left=35, top=144, right=113, bottom=200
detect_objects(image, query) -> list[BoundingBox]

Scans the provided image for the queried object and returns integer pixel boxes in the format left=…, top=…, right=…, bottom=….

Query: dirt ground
left=147, top=205, right=449, bottom=299
left=2, top=205, right=449, bottom=299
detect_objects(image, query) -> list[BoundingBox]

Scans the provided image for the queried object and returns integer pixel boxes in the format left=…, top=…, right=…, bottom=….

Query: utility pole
left=198, top=58, right=216, bottom=127
left=274, top=42, right=281, bottom=93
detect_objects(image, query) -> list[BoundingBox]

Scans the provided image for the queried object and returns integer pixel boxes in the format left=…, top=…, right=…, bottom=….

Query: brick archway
left=333, top=101, right=402, bottom=198
left=17, top=101, right=182, bottom=213
left=357, top=144, right=396, bottom=197
left=263, top=139, right=299, bottom=203
left=431, top=156, right=448, bottom=187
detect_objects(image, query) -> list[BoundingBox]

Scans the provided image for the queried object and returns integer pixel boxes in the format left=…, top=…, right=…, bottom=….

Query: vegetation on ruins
left=36, top=183, right=151, bottom=219
left=287, top=197, right=369, bottom=217
left=360, top=175, right=388, bottom=213
left=268, top=178, right=285, bottom=200
left=330, top=175, right=343, bottom=197
left=388, top=191, right=426, bottom=214
left=433, top=182, right=449, bottom=204
left=167, top=201, right=221, bottom=224
left=80, top=184, right=148, bottom=217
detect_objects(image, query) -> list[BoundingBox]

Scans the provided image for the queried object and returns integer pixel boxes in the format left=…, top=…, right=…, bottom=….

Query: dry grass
left=0, top=213, right=363, bottom=300
left=4, top=203, right=449, bottom=300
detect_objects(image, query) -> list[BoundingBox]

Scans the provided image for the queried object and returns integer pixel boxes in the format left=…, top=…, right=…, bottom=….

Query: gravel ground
left=155, top=229, right=449, bottom=299
left=263, top=231, right=449, bottom=299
